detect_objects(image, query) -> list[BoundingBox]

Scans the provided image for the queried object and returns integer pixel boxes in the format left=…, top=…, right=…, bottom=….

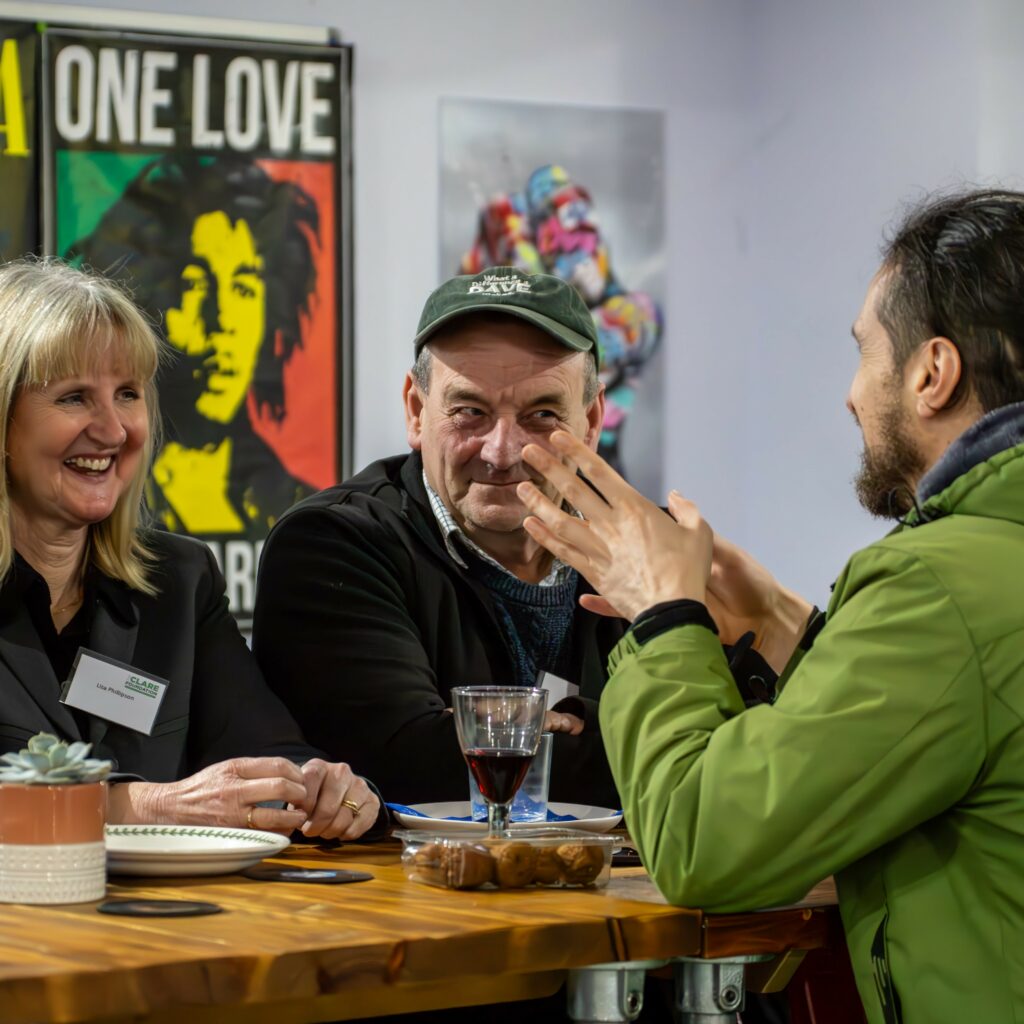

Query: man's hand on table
left=544, top=709, right=584, bottom=735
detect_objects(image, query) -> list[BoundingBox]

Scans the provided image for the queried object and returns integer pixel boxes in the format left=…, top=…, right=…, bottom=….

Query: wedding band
left=246, top=807, right=256, bottom=829
left=341, top=798, right=362, bottom=814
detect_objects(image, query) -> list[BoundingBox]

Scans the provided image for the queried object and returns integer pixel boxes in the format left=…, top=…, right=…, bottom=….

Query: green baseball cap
left=414, top=268, right=599, bottom=362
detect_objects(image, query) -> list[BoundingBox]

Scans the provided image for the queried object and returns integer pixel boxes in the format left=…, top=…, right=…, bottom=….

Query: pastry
left=410, top=842, right=494, bottom=889
left=446, top=843, right=495, bottom=889
left=491, top=841, right=538, bottom=888
left=533, top=846, right=564, bottom=885
left=556, top=843, right=605, bottom=885
left=409, top=841, right=447, bottom=886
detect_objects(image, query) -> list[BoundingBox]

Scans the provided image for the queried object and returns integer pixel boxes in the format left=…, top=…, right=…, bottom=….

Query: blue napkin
left=387, top=803, right=580, bottom=822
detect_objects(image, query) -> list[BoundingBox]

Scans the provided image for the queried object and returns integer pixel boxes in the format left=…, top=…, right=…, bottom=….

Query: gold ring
left=246, top=807, right=256, bottom=829
left=341, top=798, right=362, bottom=814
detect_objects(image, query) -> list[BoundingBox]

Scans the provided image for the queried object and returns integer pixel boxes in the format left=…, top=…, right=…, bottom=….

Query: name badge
left=60, top=649, right=169, bottom=736
left=537, top=671, right=579, bottom=705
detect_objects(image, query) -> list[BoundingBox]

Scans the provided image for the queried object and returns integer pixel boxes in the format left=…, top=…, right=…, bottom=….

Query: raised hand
left=703, top=531, right=813, bottom=670
left=519, top=431, right=812, bottom=672
left=517, top=431, right=713, bottom=622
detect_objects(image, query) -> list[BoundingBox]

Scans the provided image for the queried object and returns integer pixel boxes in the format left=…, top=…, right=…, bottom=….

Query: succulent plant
left=0, top=733, right=112, bottom=785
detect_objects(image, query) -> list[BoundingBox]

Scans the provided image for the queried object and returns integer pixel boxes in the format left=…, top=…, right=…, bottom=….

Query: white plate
left=105, top=824, right=290, bottom=877
left=391, top=801, right=622, bottom=834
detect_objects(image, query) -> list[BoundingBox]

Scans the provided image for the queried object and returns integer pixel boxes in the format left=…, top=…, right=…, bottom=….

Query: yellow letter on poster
left=0, top=39, right=28, bottom=156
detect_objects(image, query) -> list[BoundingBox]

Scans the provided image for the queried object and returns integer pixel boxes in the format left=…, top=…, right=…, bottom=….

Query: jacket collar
left=0, top=556, right=140, bottom=748
left=905, top=402, right=1024, bottom=528
left=0, top=602, right=82, bottom=740
left=917, top=400, right=1024, bottom=505
left=397, top=451, right=456, bottom=561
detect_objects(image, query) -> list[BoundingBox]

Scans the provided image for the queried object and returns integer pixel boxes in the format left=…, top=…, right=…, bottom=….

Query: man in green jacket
left=513, top=189, right=1024, bottom=1024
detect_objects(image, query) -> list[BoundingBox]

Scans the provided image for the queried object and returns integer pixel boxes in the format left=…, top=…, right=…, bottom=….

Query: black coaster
left=97, top=899, right=223, bottom=917
left=611, top=847, right=643, bottom=868
left=241, top=865, right=374, bottom=884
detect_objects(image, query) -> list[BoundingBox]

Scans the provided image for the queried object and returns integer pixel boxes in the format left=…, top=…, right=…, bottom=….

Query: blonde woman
left=0, top=260, right=381, bottom=839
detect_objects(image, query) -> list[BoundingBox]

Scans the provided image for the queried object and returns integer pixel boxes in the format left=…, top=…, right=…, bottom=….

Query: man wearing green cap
left=252, top=267, right=624, bottom=807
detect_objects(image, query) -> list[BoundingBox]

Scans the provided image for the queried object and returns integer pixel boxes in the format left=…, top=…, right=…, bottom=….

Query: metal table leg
left=566, top=959, right=667, bottom=1023
left=672, top=955, right=772, bottom=1023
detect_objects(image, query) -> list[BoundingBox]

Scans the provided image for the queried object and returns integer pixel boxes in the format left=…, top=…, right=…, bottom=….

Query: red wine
left=465, top=748, right=534, bottom=805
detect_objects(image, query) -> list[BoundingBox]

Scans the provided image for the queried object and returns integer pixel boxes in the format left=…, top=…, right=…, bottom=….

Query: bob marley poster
left=42, top=29, right=351, bottom=629
left=441, top=99, right=665, bottom=500
left=0, top=20, right=37, bottom=259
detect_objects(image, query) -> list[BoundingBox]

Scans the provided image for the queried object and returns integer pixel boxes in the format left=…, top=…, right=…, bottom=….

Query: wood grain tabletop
left=0, top=839, right=837, bottom=1023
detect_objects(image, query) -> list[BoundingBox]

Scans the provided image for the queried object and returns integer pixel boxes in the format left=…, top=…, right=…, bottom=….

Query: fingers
left=517, top=481, right=604, bottom=570
left=545, top=711, right=584, bottom=736
left=520, top=442, right=610, bottom=519
left=299, top=758, right=327, bottom=817
left=247, top=804, right=307, bottom=835
left=544, top=710, right=575, bottom=733
left=239, top=773, right=309, bottom=809
left=667, top=490, right=704, bottom=529
left=545, top=430, right=630, bottom=501
left=232, top=756, right=305, bottom=784
left=222, top=757, right=308, bottom=809
left=578, top=594, right=626, bottom=619
left=299, top=764, right=379, bottom=841
left=335, top=779, right=379, bottom=841
left=300, top=760, right=353, bottom=837
left=516, top=480, right=594, bottom=546
left=161, top=760, right=310, bottom=832
left=521, top=512, right=590, bottom=576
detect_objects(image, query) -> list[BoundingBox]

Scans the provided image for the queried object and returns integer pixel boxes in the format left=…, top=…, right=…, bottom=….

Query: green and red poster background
left=0, top=21, right=38, bottom=259
left=0, top=23, right=352, bottom=627
left=55, top=151, right=338, bottom=493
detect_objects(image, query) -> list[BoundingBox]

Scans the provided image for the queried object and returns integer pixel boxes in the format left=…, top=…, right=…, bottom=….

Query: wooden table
left=0, top=839, right=840, bottom=1023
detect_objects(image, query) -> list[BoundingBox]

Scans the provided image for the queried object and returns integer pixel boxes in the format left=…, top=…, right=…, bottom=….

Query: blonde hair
left=0, top=258, right=162, bottom=594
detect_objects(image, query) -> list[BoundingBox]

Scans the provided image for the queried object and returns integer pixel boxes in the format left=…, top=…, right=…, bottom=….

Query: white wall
left=28, top=0, right=1013, bottom=605
left=729, top=0, right=984, bottom=602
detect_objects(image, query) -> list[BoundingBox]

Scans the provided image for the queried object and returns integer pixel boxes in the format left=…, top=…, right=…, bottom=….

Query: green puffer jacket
left=601, top=442, right=1024, bottom=1024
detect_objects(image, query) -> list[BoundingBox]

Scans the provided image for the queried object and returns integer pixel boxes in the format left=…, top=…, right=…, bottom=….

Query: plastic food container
left=395, top=828, right=616, bottom=891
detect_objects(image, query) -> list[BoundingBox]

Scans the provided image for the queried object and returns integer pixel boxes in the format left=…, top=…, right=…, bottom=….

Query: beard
left=854, top=396, right=927, bottom=520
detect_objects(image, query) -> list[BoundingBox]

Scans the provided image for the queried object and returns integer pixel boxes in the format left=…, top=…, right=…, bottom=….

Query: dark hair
left=878, top=189, right=1024, bottom=413
left=66, top=154, right=319, bottom=421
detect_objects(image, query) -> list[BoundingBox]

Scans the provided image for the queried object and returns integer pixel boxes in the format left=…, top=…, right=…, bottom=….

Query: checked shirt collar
left=422, top=472, right=575, bottom=589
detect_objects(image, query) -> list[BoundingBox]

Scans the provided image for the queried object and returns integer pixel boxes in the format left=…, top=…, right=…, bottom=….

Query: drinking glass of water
left=451, top=686, right=548, bottom=838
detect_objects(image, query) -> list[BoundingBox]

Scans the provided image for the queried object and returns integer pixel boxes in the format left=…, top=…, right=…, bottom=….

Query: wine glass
left=451, top=686, right=548, bottom=838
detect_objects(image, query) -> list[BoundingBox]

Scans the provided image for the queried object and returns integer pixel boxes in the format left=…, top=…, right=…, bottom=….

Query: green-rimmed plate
left=105, top=824, right=290, bottom=877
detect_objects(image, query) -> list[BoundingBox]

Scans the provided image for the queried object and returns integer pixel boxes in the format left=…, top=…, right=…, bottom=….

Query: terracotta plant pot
left=0, top=782, right=106, bottom=904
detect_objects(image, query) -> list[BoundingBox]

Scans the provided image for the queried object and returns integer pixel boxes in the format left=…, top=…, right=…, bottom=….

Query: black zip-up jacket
left=252, top=452, right=623, bottom=807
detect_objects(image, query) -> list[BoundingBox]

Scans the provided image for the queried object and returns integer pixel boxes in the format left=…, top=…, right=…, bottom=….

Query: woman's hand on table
left=107, top=756, right=380, bottom=839
left=296, top=758, right=380, bottom=840
left=108, top=757, right=309, bottom=833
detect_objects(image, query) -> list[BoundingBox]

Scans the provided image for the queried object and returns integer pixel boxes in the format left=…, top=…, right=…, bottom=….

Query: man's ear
left=403, top=373, right=425, bottom=450
left=909, top=337, right=964, bottom=419
left=583, top=382, right=606, bottom=451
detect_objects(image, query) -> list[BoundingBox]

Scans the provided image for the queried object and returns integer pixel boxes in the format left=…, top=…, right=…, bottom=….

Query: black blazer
left=0, top=532, right=313, bottom=780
